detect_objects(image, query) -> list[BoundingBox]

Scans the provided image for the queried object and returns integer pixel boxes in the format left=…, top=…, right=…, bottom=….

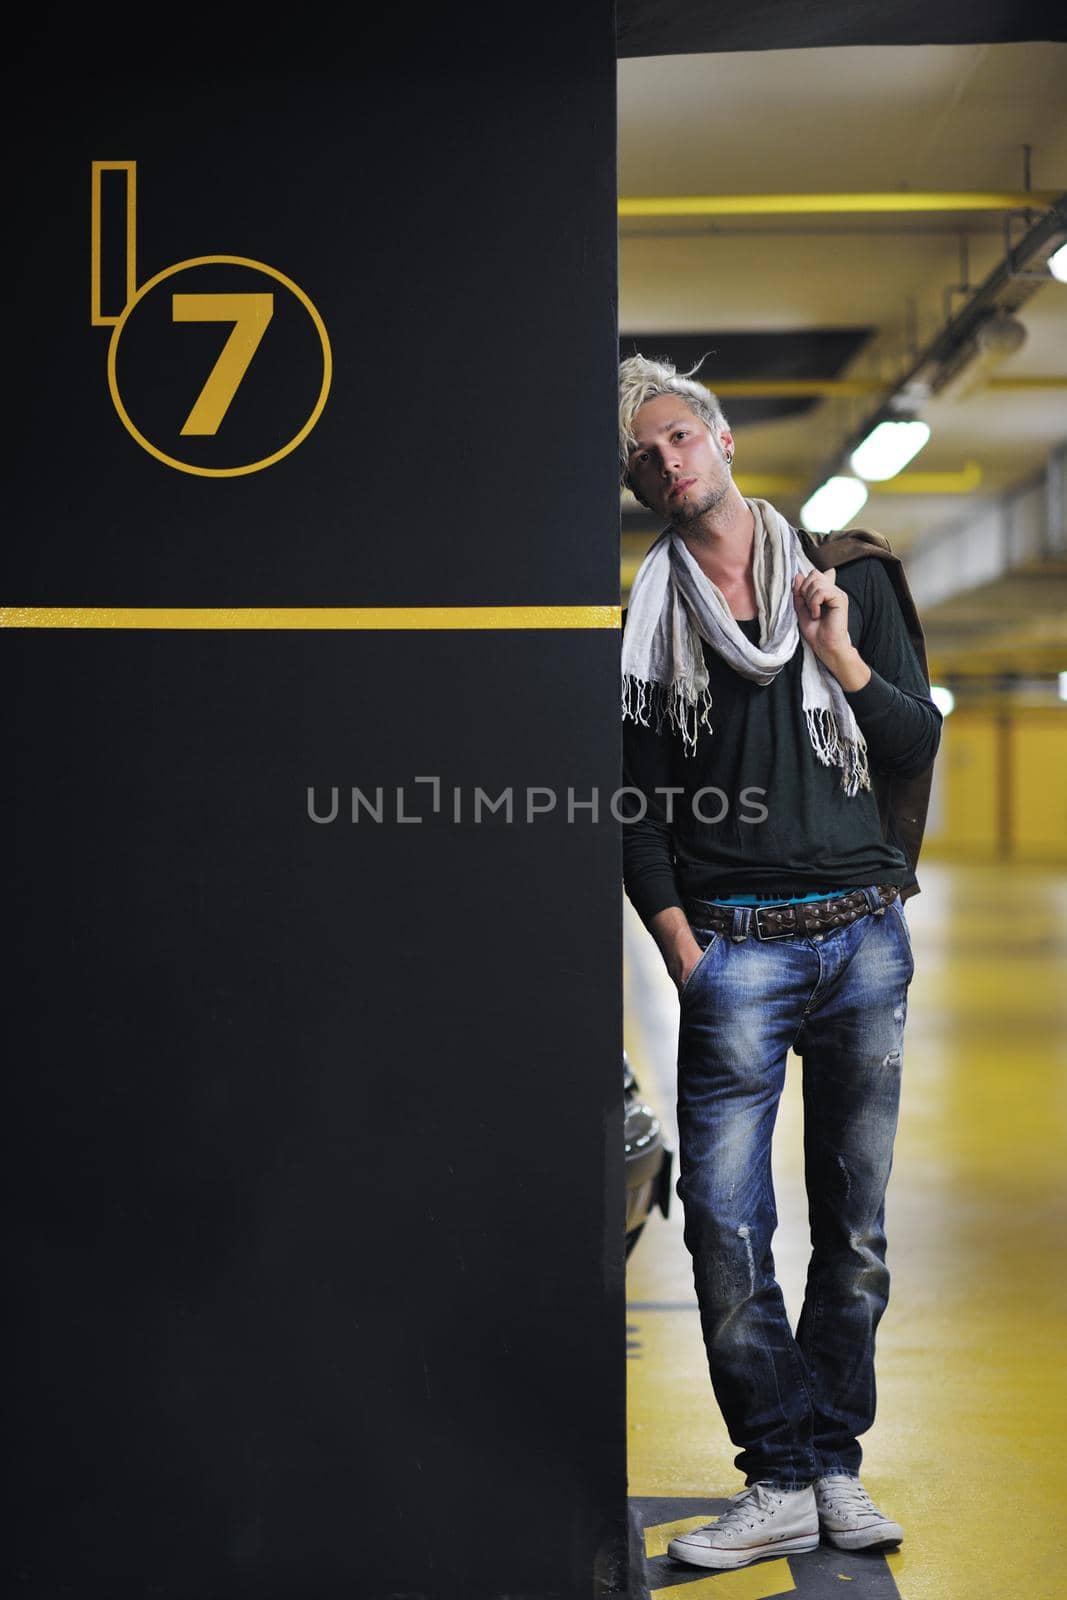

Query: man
left=619, top=354, right=941, bottom=1572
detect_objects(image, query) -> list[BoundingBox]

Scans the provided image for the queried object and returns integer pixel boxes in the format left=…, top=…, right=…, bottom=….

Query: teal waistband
left=708, top=887, right=861, bottom=906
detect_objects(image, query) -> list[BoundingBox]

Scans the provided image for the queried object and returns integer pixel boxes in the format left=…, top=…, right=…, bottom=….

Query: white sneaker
left=814, top=1475, right=904, bottom=1550
left=667, top=1483, right=819, bottom=1570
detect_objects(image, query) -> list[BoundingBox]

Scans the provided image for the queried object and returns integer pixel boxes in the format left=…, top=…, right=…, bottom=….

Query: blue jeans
left=676, top=892, right=914, bottom=1489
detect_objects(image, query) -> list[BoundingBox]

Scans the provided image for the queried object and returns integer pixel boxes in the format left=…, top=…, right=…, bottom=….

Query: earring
left=725, top=452, right=734, bottom=465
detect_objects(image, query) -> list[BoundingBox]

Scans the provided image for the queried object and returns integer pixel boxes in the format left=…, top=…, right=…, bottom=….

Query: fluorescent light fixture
left=930, top=685, right=955, bottom=717
left=800, top=476, right=868, bottom=533
left=1049, top=242, right=1067, bottom=284
left=1058, top=671, right=1067, bottom=702
left=850, top=419, right=931, bottom=481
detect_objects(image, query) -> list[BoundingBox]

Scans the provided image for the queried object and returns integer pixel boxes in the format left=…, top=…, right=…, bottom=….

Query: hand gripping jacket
left=799, top=526, right=934, bottom=900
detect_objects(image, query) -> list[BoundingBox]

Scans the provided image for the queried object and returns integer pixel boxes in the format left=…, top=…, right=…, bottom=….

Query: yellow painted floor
left=624, top=861, right=1067, bottom=1600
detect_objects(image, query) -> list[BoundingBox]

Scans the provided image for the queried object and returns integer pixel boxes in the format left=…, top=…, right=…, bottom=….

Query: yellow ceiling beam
left=619, top=191, right=1061, bottom=218
left=733, top=474, right=807, bottom=497
left=703, top=378, right=1066, bottom=399
left=730, top=466, right=983, bottom=497
left=987, top=376, right=1067, bottom=389
left=624, top=466, right=985, bottom=504
left=871, top=462, right=983, bottom=494
left=712, top=379, right=886, bottom=397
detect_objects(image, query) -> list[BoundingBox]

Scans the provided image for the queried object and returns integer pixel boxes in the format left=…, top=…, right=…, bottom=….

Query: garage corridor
left=623, top=860, right=1067, bottom=1600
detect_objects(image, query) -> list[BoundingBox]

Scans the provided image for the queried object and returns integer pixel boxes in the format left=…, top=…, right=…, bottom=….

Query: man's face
left=626, top=393, right=734, bottom=525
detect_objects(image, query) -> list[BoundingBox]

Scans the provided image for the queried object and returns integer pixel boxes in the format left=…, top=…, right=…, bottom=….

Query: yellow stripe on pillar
left=0, top=605, right=621, bottom=631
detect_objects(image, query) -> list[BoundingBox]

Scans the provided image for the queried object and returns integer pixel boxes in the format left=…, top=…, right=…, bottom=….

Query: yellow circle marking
left=106, top=254, right=332, bottom=478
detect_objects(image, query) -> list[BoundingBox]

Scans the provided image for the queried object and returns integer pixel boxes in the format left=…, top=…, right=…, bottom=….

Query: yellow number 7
left=172, top=293, right=274, bottom=436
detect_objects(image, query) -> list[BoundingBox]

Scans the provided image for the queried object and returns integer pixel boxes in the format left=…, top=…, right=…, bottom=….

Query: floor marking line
left=649, top=1557, right=796, bottom=1598
left=644, top=1515, right=724, bottom=1558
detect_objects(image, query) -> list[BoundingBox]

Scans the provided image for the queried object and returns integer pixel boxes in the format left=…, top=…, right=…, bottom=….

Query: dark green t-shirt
left=621, top=556, right=942, bottom=924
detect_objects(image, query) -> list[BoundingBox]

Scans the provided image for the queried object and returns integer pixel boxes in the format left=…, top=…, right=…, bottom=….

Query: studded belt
left=684, top=884, right=899, bottom=942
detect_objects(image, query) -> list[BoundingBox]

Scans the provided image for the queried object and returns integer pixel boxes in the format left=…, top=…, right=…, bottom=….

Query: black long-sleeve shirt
left=621, top=556, right=942, bottom=926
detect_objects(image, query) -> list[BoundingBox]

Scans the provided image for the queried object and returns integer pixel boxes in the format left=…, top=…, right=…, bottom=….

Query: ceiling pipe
left=799, top=197, right=1067, bottom=509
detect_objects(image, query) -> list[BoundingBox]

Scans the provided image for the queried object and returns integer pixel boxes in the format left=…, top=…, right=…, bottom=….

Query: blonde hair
left=618, top=353, right=728, bottom=486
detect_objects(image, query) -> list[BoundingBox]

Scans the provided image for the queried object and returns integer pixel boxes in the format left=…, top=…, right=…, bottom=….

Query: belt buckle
left=754, top=901, right=798, bottom=940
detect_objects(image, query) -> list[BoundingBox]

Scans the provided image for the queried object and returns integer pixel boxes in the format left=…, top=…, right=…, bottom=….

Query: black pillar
left=5, top=6, right=625, bottom=1596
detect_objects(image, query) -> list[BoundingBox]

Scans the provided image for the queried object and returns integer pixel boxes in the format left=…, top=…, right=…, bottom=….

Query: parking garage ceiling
left=617, top=38, right=1067, bottom=673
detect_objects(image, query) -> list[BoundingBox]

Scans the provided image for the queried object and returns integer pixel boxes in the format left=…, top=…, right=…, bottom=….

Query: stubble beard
left=671, top=474, right=731, bottom=528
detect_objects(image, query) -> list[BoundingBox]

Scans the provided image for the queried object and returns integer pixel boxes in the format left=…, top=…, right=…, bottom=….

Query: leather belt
left=684, top=885, right=899, bottom=942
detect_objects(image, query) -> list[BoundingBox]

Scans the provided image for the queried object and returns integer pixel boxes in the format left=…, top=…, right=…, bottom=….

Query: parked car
left=624, top=1051, right=673, bottom=1256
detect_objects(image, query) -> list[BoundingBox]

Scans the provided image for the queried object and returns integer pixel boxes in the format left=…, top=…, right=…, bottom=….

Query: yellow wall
left=925, top=713, right=1000, bottom=857
left=924, top=706, right=1067, bottom=862
left=1012, top=711, right=1067, bottom=861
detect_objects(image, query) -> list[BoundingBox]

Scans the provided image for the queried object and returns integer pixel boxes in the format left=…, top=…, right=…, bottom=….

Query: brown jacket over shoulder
left=800, top=525, right=934, bottom=901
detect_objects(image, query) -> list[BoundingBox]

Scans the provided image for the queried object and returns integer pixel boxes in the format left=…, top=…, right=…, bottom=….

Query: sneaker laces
left=705, top=1483, right=783, bottom=1534
left=819, top=1478, right=879, bottom=1517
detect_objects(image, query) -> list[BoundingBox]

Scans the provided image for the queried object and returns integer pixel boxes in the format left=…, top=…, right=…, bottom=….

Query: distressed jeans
left=676, top=891, right=914, bottom=1489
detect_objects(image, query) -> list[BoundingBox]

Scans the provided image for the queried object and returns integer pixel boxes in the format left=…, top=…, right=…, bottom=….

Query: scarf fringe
left=805, top=706, right=871, bottom=797
left=623, top=673, right=713, bottom=755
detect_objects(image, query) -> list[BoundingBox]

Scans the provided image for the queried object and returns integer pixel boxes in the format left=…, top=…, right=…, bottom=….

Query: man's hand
left=649, top=905, right=704, bottom=993
left=792, top=568, right=871, bottom=691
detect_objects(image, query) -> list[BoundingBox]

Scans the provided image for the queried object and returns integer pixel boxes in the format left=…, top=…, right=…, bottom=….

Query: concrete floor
left=624, top=860, right=1067, bottom=1600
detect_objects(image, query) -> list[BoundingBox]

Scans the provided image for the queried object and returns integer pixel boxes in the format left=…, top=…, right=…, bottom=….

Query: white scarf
left=621, top=499, right=870, bottom=796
